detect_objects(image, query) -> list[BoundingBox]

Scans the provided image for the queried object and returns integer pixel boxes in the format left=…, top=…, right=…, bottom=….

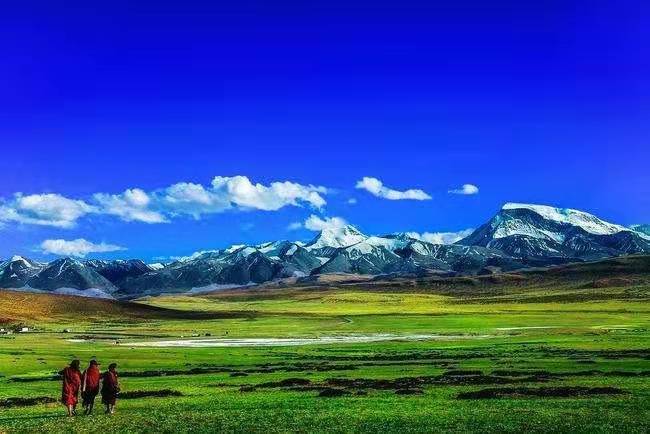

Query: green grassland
left=1, top=256, right=649, bottom=433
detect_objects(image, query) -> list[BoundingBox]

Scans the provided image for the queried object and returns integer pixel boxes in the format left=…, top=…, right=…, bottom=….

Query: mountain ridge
left=2, top=203, right=648, bottom=298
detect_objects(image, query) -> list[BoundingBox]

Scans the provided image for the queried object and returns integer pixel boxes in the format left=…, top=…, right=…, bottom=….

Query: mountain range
left=1, top=203, right=648, bottom=299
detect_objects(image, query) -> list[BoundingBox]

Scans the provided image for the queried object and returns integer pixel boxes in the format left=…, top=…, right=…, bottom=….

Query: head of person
left=70, top=359, right=80, bottom=370
left=108, top=363, right=117, bottom=372
left=89, top=359, right=99, bottom=368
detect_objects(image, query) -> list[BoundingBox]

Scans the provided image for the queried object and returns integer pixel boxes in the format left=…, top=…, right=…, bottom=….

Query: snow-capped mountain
left=86, top=259, right=154, bottom=285
left=0, top=256, right=45, bottom=288
left=393, top=240, right=533, bottom=272
left=309, top=230, right=529, bottom=276
left=257, top=241, right=324, bottom=273
left=1, top=202, right=647, bottom=298
left=314, top=237, right=407, bottom=275
left=148, top=262, right=165, bottom=270
left=118, top=242, right=323, bottom=296
left=304, top=225, right=368, bottom=257
left=458, top=203, right=650, bottom=260
left=501, top=203, right=629, bottom=236
left=24, top=258, right=118, bottom=298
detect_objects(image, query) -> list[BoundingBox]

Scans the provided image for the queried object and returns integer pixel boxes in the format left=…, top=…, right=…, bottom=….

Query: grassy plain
left=1, top=257, right=649, bottom=433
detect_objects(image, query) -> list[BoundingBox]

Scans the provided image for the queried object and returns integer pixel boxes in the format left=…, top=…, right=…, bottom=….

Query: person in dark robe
left=101, top=363, right=120, bottom=414
left=60, top=359, right=81, bottom=417
left=81, top=360, right=101, bottom=415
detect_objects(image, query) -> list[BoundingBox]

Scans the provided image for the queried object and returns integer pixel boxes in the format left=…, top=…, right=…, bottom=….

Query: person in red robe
left=60, top=359, right=81, bottom=417
left=101, top=363, right=120, bottom=415
left=81, top=360, right=101, bottom=415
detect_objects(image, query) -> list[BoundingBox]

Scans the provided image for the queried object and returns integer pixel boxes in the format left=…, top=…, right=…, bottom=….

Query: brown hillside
left=0, top=290, right=247, bottom=324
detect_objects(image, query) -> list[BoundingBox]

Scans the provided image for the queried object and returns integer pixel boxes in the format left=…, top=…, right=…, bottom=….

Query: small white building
left=19, top=327, right=29, bottom=333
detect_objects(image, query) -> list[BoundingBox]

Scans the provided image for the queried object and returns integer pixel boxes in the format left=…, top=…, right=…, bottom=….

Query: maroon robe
left=82, top=365, right=101, bottom=405
left=101, top=370, right=119, bottom=405
left=60, top=367, right=81, bottom=406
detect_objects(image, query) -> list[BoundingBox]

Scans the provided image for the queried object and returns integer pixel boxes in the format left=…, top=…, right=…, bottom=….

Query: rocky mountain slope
left=1, top=203, right=648, bottom=298
left=0, top=257, right=118, bottom=298
left=457, top=203, right=650, bottom=260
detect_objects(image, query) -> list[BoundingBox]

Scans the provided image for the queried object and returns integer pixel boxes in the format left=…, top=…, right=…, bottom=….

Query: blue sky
left=0, top=1, right=648, bottom=261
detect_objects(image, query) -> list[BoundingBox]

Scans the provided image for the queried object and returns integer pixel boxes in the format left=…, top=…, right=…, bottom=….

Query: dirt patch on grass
left=318, top=388, right=350, bottom=397
left=322, top=372, right=544, bottom=390
left=252, top=370, right=552, bottom=396
left=444, top=369, right=483, bottom=376
left=395, top=388, right=424, bottom=395
left=540, top=348, right=650, bottom=360
left=457, top=386, right=626, bottom=399
left=491, top=369, right=650, bottom=378
left=491, top=369, right=552, bottom=377
left=239, top=385, right=256, bottom=392
left=10, top=375, right=61, bottom=383
left=120, top=389, right=183, bottom=399
left=9, top=362, right=356, bottom=383
left=285, top=362, right=358, bottom=372
left=259, top=378, right=312, bottom=388
left=0, top=396, right=56, bottom=408
left=119, top=362, right=355, bottom=379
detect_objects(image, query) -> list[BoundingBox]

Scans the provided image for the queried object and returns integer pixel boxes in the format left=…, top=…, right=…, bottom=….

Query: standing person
left=81, top=360, right=101, bottom=415
left=60, top=359, right=81, bottom=417
left=101, top=363, right=120, bottom=415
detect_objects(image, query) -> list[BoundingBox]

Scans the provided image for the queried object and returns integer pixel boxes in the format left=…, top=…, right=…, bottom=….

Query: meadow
left=1, top=257, right=649, bottom=433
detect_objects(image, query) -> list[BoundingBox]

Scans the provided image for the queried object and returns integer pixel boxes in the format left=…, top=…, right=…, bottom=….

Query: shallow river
left=125, top=333, right=490, bottom=347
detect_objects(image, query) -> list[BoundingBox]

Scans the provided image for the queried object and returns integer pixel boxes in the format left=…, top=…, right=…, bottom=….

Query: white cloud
left=355, top=177, right=431, bottom=201
left=40, top=238, right=126, bottom=258
left=0, top=193, right=96, bottom=228
left=448, top=184, right=479, bottom=195
left=91, top=176, right=328, bottom=224
left=93, top=189, right=168, bottom=224
left=161, top=182, right=230, bottom=218
left=212, top=176, right=327, bottom=210
left=93, top=176, right=329, bottom=224
left=0, top=176, right=328, bottom=228
left=303, top=215, right=349, bottom=231
left=405, top=229, right=474, bottom=245
left=0, top=176, right=329, bottom=228
left=347, top=198, right=358, bottom=205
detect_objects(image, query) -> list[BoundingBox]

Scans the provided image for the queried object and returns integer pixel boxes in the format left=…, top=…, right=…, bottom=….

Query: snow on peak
left=175, top=250, right=220, bottom=262
left=224, top=244, right=247, bottom=254
left=501, top=203, right=627, bottom=236
left=222, top=245, right=258, bottom=258
left=9, top=255, right=34, bottom=267
left=305, top=225, right=367, bottom=250
left=239, top=246, right=257, bottom=257
left=342, top=237, right=402, bottom=260
left=383, top=232, right=420, bottom=242
left=256, top=240, right=289, bottom=254
left=148, top=262, right=165, bottom=270
left=364, top=236, right=410, bottom=250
